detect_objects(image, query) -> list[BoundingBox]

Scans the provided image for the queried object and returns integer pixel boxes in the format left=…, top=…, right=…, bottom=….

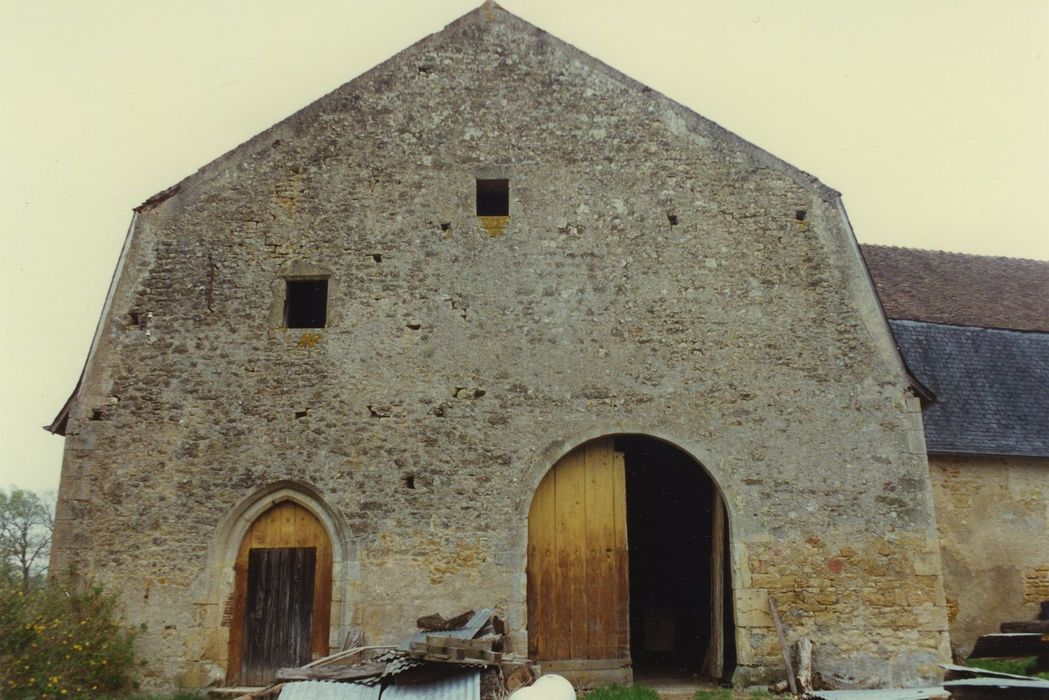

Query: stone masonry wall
left=51, top=6, right=948, bottom=690
left=930, top=455, right=1049, bottom=657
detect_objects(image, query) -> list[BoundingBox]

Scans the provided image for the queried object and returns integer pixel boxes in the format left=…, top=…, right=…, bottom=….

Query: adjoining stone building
left=46, top=3, right=962, bottom=691
left=862, top=246, right=1049, bottom=658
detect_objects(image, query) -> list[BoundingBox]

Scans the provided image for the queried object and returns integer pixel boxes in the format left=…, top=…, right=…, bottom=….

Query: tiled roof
left=889, top=320, right=1049, bottom=457
left=861, top=245, right=1049, bottom=332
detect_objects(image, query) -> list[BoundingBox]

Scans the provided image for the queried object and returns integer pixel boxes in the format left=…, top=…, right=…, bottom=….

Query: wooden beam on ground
left=768, top=595, right=798, bottom=696
left=276, top=661, right=386, bottom=681
left=300, top=644, right=397, bottom=669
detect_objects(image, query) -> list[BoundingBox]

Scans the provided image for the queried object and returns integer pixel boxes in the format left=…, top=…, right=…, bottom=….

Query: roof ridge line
left=861, top=242, right=1049, bottom=264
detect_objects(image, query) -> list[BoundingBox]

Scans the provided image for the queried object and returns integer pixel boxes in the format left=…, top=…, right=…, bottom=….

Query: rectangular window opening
left=284, top=278, right=328, bottom=328
left=476, top=178, right=509, bottom=216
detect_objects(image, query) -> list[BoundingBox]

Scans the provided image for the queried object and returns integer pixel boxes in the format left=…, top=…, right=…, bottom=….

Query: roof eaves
left=927, top=448, right=1049, bottom=460
left=45, top=212, right=141, bottom=437
left=44, top=376, right=78, bottom=435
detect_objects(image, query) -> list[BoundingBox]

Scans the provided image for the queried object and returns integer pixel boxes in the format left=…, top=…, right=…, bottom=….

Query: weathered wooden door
left=241, top=547, right=316, bottom=685
left=227, top=501, right=333, bottom=685
left=527, top=438, right=630, bottom=668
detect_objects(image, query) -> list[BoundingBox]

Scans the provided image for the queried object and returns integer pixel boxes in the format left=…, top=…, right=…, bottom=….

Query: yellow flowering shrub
left=0, top=575, right=136, bottom=699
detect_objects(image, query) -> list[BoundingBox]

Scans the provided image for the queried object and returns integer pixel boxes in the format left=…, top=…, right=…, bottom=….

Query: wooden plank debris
left=403, top=608, right=515, bottom=667
left=442, top=608, right=494, bottom=639
left=247, top=606, right=527, bottom=690
left=503, top=663, right=537, bottom=692
left=302, top=645, right=397, bottom=670
left=230, top=684, right=285, bottom=700
left=797, top=637, right=814, bottom=693
left=969, top=632, right=1049, bottom=659
left=539, top=658, right=631, bottom=671
left=417, top=610, right=475, bottom=632
left=768, top=595, right=798, bottom=696
left=276, top=661, right=387, bottom=681
left=1000, top=620, right=1049, bottom=633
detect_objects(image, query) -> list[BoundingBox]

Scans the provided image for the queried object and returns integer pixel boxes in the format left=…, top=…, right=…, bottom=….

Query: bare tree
left=0, top=487, right=54, bottom=591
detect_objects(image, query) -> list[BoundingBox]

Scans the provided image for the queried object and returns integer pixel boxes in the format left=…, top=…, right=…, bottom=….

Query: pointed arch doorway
left=226, top=500, right=333, bottom=685
left=527, top=436, right=734, bottom=683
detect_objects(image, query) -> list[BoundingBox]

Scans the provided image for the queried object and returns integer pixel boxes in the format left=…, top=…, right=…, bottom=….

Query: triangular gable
left=135, top=1, right=839, bottom=213
left=49, top=2, right=901, bottom=435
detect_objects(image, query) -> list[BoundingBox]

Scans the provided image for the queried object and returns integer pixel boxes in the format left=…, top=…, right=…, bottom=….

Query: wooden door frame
left=203, top=482, right=351, bottom=685
left=702, top=492, right=727, bottom=679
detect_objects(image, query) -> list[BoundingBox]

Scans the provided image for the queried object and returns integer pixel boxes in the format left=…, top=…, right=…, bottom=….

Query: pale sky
left=2, top=0, right=1047, bottom=495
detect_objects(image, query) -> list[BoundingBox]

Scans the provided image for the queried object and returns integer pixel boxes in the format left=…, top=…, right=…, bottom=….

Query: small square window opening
left=476, top=179, right=509, bottom=216
left=284, top=279, right=328, bottom=328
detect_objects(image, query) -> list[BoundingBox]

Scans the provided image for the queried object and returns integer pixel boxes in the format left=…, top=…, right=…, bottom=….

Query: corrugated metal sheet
left=807, top=689, right=948, bottom=700
left=279, top=681, right=382, bottom=700
left=944, top=676, right=1049, bottom=690
left=382, top=670, right=480, bottom=700
left=939, top=662, right=1036, bottom=681
left=379, top=652, right=423, bottom=678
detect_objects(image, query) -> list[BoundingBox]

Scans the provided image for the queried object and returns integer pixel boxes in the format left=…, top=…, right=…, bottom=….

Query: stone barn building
left=46, top=2, right=979, bottom=691
left=862, top=246, right=1049, bottom=659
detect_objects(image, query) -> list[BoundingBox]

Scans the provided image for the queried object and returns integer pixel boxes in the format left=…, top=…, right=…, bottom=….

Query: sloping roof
left=889, top=320, right=1049, bottom=457
left=861, top=245, right=1049, bottom=332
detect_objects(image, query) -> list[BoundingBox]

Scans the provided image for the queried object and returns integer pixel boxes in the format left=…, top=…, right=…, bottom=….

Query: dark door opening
left=618, top=436, right=735, bottom=681
left=241, top=546, right=317, bottom=686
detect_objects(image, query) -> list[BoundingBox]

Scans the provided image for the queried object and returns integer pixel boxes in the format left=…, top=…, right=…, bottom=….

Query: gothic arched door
left=226, top=501, right=333, bottom=685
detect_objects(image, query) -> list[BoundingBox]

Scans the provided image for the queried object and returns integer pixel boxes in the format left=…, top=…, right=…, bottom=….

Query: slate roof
left=889, top=320, right=1049, bottom=457
left=861, top=245, right=1049, bottom=332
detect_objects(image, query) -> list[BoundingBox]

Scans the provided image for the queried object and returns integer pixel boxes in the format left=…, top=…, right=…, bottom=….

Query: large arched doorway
left=226, top=501, right=333, bottom=685
left=527, top=436, right=734, bottom=683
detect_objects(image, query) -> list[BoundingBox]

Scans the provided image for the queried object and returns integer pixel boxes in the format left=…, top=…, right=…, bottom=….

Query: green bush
left=0, top=576, right=137, bottom=698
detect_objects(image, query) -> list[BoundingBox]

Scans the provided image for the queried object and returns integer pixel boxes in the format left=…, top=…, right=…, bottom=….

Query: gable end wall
left=52, top=6, right=948, bottom=689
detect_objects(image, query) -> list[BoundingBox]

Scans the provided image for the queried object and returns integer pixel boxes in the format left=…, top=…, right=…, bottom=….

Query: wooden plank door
left=227, top=501, right=333, bottom=685
left=528, top=438, right=629, bottom=665
left=241, top=546, right=316, bottom=686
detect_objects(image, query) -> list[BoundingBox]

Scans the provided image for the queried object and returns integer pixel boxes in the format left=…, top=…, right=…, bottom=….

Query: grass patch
left=694, top=690, right=732, bottom=700
left=695, top=690, right=772, bottom=700
left=966, top=656, right=1049, bottom=679
left=584, top=684, right=781, bottom=700
left=585, top=686, right=661, bottom=700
